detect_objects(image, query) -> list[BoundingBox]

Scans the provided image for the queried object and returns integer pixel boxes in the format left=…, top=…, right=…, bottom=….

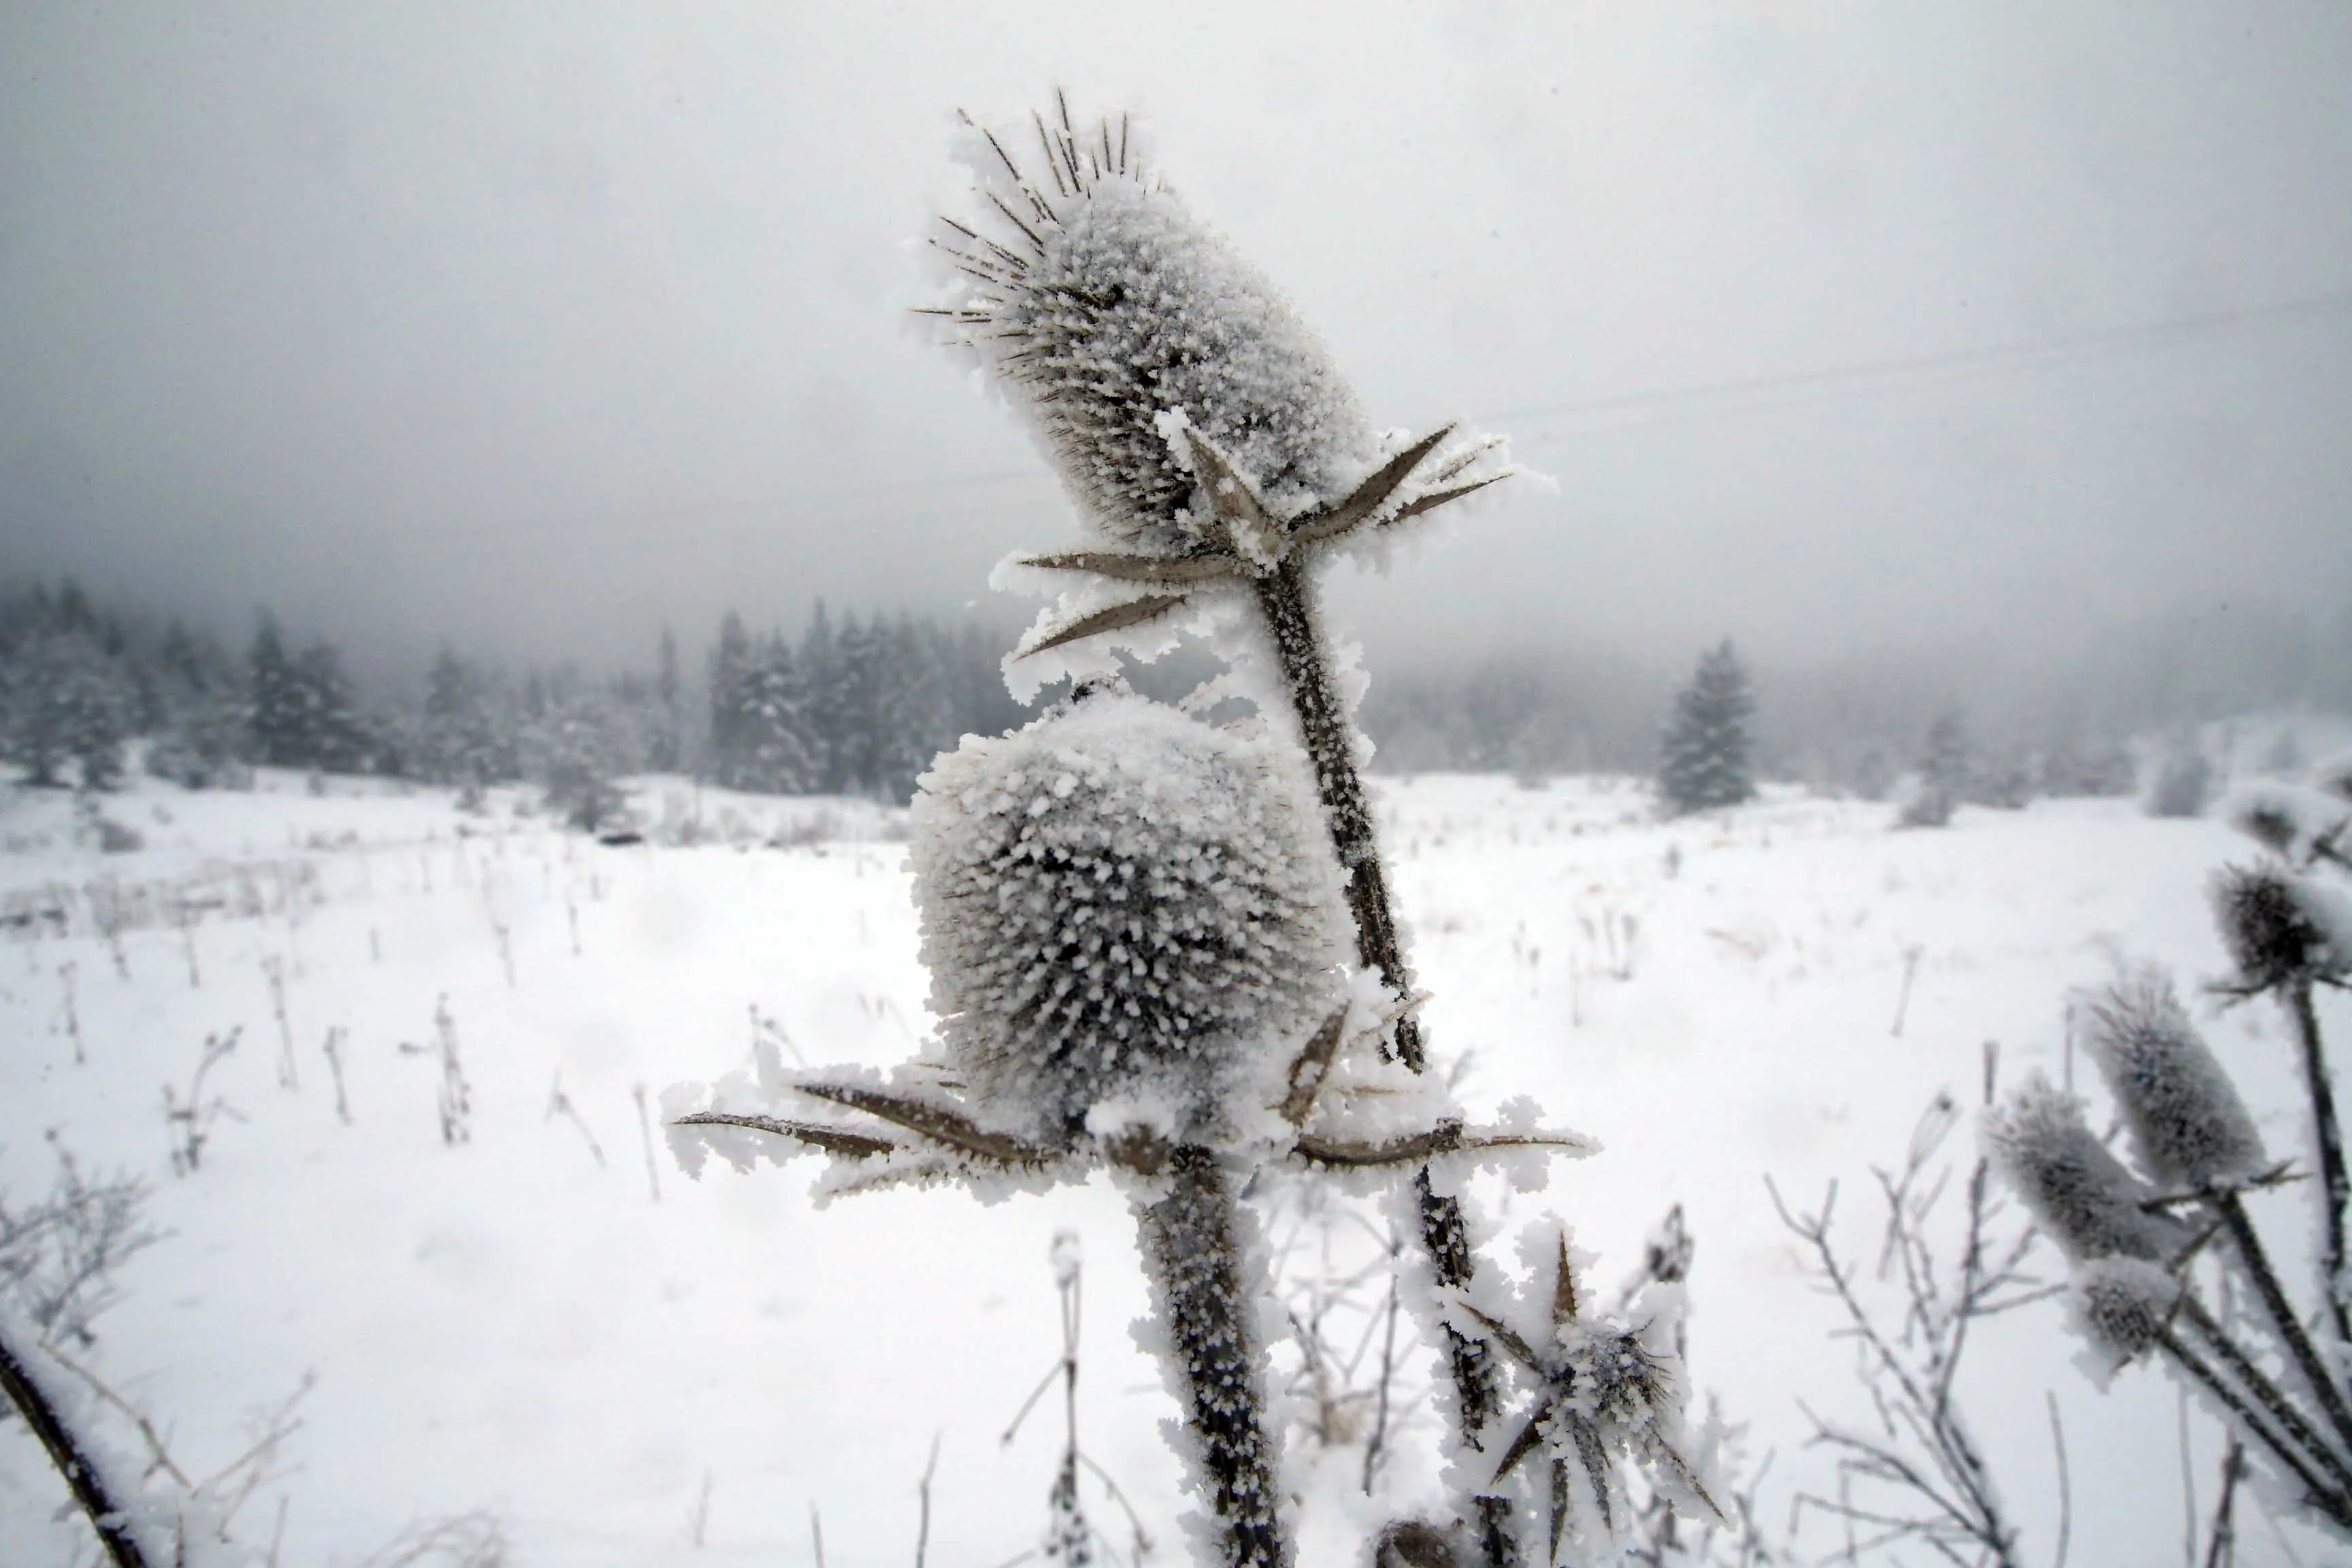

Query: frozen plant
left=672, top=683, right=1593, bottom=1565
left=1983, top=868, right=2352, bottom=1539
left=0, top=1137, right=163, bottom=1348
left=1774, top=1055, right=2058, bottom=1567
left=670, top=96, right=1705, bottom=1567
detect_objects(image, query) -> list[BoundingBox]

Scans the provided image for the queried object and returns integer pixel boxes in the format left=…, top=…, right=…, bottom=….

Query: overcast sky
left=4, top=3, right=2349, bottom=681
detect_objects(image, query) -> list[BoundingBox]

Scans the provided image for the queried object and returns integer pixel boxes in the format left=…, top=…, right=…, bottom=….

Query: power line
left=1487, top=287, right=2352, bottom=438
left=470, top=284, right=2352, bottom=541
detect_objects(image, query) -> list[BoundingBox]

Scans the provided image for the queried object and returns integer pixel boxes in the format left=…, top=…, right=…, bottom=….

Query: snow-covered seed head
left=1984, top=1075, right=2185, bottom=1262
left=909, top=691, right=1345, bottom=1144
left=927, top=100, right=1379, bottom=555
left=2078, top=966, right=2264, bottom=1189
left=2211, top=864, right=2347, bottom=992
left=2072, top=1256, right=2183, bottom=1365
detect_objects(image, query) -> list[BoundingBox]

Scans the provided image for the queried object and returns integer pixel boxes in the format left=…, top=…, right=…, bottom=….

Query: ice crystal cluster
left=909, top=689, right=1346, bottom=1143
left=2078, top=968, right=2265, bottom=1188
left=930, top=105, right=1379, bottom=554
left=1983, top=1074, right=2186, bottom=1262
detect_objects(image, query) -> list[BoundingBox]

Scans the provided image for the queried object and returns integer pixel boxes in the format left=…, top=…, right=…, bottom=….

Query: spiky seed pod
left=1984, top=1074, right=2188, bottom=1262
left=909, top=690, right=1345, bottom=1145
left=2079, top=966, right=2265, bottom=1189
left=2071, top=1256, right=2183, bottom=1363
left=929, top=103, right=1379, bottom=555
left=2212, top=864, right=2349, bottom=993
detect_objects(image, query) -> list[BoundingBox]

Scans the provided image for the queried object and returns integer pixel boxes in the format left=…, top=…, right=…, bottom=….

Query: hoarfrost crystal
left=2078, top=966, right=2265, bottom=1188
left=928, top=106, right=1379, bottom=554
left=909, top=689, right=1347, bottom=1144
left=1984, top=1074, right=2187, bottom=1262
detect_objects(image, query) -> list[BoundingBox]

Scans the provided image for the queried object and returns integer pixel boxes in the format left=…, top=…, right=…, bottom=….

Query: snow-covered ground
left=3, top=767, right=2342, bottom=1565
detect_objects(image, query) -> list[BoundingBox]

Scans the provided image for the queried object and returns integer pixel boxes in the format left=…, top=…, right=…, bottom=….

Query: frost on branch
left=2077, top=966, right=2266, bottom=1189
left=1982, top=1073, right=2187, bottom=1262
left=909, top=688, right=1347, bottom=1145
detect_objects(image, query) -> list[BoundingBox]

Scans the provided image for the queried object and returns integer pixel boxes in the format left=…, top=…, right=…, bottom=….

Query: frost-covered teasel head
left=1984, top=1074, right=2187, bottom=1262
left=926, top=99, right=1380, bottom=555
left=2078, top=966, right=2264, bottom=1189
left=2211, top=864, right=2351, bottom=993
left=909, top=689, right=1346, bottom=1144
left=2070, top=1256, right=2183, bottom=1366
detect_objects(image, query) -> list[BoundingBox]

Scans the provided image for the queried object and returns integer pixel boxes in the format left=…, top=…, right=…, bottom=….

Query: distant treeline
left=3, top=576, right=2345, bottom=809
left=1358, top=601, right=2352, bottom=799
left=0, top=581, right=1023, bottom=813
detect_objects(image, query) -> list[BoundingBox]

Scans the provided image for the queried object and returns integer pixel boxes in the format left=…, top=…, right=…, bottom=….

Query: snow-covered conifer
left=1656, top=642, right=1756, bottom=816
left=2078, top=967, right=2264, bottom=1189
left=2, top=628, right=133, bottom=789
left=1984, top=1074, right=2185, bottom=1262
left=909, top=686, right=1345, bottom=1145
left=928, top=101, right=1379, bottom=553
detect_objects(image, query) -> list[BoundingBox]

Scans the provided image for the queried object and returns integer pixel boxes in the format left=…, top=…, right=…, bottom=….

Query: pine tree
left=731, top=638, right=815, bottom=794
left=293, top=638, right=376, bottom=774
left=1656, top=640, right=1757, bottom=814
left=651, top=624, right=683, bottom=772
left=421, top=647, right=512, bottom=789
left=3, top=628, right=133, bottom=789
left=248, top=613, right=305, bottom=768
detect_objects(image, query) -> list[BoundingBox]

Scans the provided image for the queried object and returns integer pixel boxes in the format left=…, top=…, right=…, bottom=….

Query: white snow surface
left=3, top=768, right=2345, bottom=1565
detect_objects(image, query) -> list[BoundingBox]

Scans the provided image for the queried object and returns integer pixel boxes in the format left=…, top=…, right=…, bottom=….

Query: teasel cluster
left=668, top=682, right=1594, bottom=1567
left=918, top=95, right=1697, bottom=1565
left=665, top=97, right=1705, bottom=1566
left=1985, top=762, right=2352, bottom=1536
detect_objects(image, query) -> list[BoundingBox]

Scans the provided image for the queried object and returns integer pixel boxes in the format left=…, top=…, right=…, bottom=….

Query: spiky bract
left=909, top=691, right=1345, bottom=1144
left=1984, top=1075, right=2186, bottom=1262
left=930, top=103, right=1378, bottom=555
left=2079, top=967, right=2265, bottom=1189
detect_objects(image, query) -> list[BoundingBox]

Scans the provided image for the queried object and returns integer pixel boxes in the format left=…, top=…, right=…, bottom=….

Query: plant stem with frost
left=1250, top=558, right=1513, bottom=1561
left=0, top=1317, right=152, bottom=1568
left=1135, top=1145, right=1290, bottom=1568
left=2288, top=978, right=2351, bottom=1345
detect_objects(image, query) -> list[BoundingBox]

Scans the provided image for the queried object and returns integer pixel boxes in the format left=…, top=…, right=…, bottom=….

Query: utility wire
left=455, top=285, right=2352, bottom=541
left=1489, top=286, right=2352, bottom=440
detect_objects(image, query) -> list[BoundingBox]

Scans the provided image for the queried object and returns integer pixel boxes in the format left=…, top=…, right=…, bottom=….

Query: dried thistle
left=1983, top=1074, right=2188, bottom=1262
left=2078, top=966, right=2265, bottom=1188
left=908, top=687, right=1347, bottom=1145
left=927, top=94, right=1380, bottom=555
left=2212, top=863, right=2349, bottom=994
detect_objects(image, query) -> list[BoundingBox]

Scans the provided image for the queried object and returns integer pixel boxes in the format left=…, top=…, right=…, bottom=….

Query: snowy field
left=3, top=766, right=2342, bottom=1565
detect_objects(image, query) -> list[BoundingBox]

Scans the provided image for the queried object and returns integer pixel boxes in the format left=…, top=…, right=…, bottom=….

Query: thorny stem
left=2287, top=978, right=2351, bottom=1346
left=2157, top=1326, right=2352, bottom=1527
left=1249, top=558, right=1422, bottom=1067
left=2202, top=1438, right=2244, bottom=1568
left=1251, top=557, right=1508, bottom=1486
left=0, top=1318, right=154, bottom=1568
left=1135, top=1145, right=1289, bottom=1568
left=2176, top=1297, right=2352, bottom=1494
left=2210, top=1194, right=2352, bottom=1458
